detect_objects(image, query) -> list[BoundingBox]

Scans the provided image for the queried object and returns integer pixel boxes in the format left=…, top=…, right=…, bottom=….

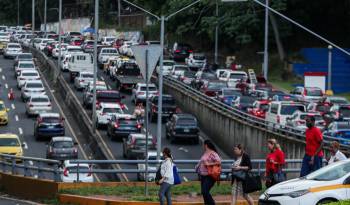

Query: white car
left=137, top=151, right=160, bottom=182
left=220, top=70, right=248, bottom=88
left=96, top=103, right=124, bottom=128
left=98, top=48, right=119, bottom=65
left=259, top=160, right=350, bottom=205
left=132, top=83, right=158, bottom=104
left=60, top=160, right=94, bottom=183
left=74, top=71, right=94, bottom=90
left=52, top=43, right=68, bottom=58
left=156, top=60, right=175, bottom=76
left=17, top=70, right=40, bottom=88
left=171, top=64, right=190, bottom=79
left=291, top=86, right=324, bottom=102
left=101, top=36, right=116, bottom=46
left=21, top=80, right=45, bottom=102
left=25, top=94, right=52, bottom=116
left=3, top=43, right=22, bottom=58
left=15, top=61, right=36, bottom=77
left=37, top=38, right=54, bottom=51
left=185, top=53, right=206, bottom=69
left=62, top=45, right=83, bottom=57
left=265, top=101, right=306, bottom=127
left=286, top=111, right=325, bottom=133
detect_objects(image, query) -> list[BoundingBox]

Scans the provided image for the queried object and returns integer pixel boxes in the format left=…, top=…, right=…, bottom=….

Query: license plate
left=184, top=129, right=190, bottom=132
left=48, top=126, right=54, bottom=129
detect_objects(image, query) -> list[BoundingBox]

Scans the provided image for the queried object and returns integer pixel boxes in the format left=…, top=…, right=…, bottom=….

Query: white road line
left=178, top=147, right=189, bottom=153
left=23, top=142, right=28, bottom=149
left=15, top=115, right=19, bottom=121
left=18, top=128, right=23, bottom=135
left=199, top=135, right=205, bottom=143
left=28, top=161, right=33, bottom=166
left=1, top=75, right=5, bottom=80
left=11, top=104, right=15, bottom=110
left=38, top=69, right=101, bottom=182
left=100, top=76, right=105, bottom=81
left=0, top=68, right=2, bottom=72
left=183, top=176, right=189, bottom=182
left=4, top=83, right=8, bottom=89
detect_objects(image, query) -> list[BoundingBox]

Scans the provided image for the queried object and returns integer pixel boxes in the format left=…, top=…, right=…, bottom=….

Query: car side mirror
left=343, top=176, right=350, bottom=184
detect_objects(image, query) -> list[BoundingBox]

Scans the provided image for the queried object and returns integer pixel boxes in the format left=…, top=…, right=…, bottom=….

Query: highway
left=43, top=55, right=228, bottom=182
left=0, top=55, right=94, bottom=181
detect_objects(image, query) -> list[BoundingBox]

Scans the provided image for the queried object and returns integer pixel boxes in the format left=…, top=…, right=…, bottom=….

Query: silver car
left=25, top=94, right=52, bottom=116
left=14, top=61, right=36, bottom=77
left=21, top=80, right=45, bottom=102
left=3, top=43, right=22, bottom=59
left=74, top=71, right=94, bottom=91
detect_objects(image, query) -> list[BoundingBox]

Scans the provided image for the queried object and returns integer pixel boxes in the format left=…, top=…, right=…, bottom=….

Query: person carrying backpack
left=158, top=147, right=174, bottom=205
left=196, top=140, right=221, bottom=205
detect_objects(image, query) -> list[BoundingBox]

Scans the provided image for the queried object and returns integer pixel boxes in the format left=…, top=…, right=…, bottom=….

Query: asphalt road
left=0, top=55, right=90, bottom=181
left=47, top=55, right=229, bottom=182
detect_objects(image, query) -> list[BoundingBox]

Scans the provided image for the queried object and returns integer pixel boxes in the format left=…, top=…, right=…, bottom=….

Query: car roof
left=100, top=103, right=121, bottom=108
left=38, top=112, right=60, bottom=118
left=130, top=133, right=153, bottom=139
left=0, top=134, right=19, bottom=139
left=52, top=136, right=73, bottom=142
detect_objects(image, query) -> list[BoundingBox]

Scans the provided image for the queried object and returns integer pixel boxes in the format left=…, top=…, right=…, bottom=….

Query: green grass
left=59, top=183, right=232, bottom=201
left=326, top=200, right=350, bottom=205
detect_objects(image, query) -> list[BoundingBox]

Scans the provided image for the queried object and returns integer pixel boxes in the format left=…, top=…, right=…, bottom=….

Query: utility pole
left=32, top=0, right=35, bottom=33
left=92, top=0, right=99, bottom=133
left=214, top=0, right=219, bottom=64
left=263, top=0, right=269, bottom=80
left=44, top=0, right=47, bottom=37
left=328, top=45, right=333, bottom=90
left=118, top=0, right=121, bottom=26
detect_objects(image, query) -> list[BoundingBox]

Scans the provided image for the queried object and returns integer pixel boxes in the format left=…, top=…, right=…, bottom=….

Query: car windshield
left=8, top=44, right=20, bottom=48
left=280, top=105, right=305, bottom=115
left=70, top=32, right=81, bottom=36
left=135, top=139, right=153, bottom=146
left=42, top=117, right=60, bottom=123
left=260, top=104, right=270, bottom=111
left=22, top=72, right=38, bottom=77
left=307, top=161, right=350, bottom=181
left=31, top=97, right=49, bottom=103
left=306, top=88, right=323, bottom=96
left=81, top=74, right=93, bottom=78
left=140, top=86, right=157, bottom=91
left=177, top=118, right=197, bottom=126
left=103, top=108, right=122, bottom=113
left=300, top=114, right=323, bottom=121
left=339, top=107, right=350, bottom=118
left=153, top=96, right=175, bottom=105
left=184, top=71, right=196, bottom=78
left=27, top=83, right=43, bottom=88
left=0, top=138, right=19, bottom=147
left=106, top=38, right=115, bottom=41
left=208, top=82, right=227, bottom=89
left=67, top=166, right=89, bottom=173
left=102, top=49, right=117, bottom=54
left=53, top=141, right=73, bottom=148
left=202, top=73, right=217, bottom=80
left=316, top=105, right=330, bottom=112
left=240, top=96, right=255, bottom=104
left=119, top=119, right=137, bottom=125
left=230, top=73, right=246, bottom=80
left=19, top=63, right=34, bottom=68
left=19, top=54, right=32, bottom=59
left=193, top=55, right=205, bottom=60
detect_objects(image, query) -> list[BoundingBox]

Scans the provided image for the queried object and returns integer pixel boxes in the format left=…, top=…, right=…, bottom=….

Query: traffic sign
left=131, top=45, right=162, bottom=82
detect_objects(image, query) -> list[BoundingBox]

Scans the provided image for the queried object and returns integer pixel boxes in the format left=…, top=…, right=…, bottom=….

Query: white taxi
left=259, top=160, right=350, bottom=205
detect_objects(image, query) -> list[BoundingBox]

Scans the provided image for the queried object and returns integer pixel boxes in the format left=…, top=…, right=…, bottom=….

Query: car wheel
left=317, top=199, right=337, bottom=205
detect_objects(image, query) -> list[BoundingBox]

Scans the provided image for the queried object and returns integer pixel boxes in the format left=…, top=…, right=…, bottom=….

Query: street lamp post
left=328, top=45, right=333, bottom=91
left=122, top=0, right=202, bottom=160
left=92, top=0, right=99, bottom=133
left=44, top=0, right=47, bottom=37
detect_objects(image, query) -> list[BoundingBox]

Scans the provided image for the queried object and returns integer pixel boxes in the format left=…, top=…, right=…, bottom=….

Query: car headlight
left=285, top=189, right=309, bottom=198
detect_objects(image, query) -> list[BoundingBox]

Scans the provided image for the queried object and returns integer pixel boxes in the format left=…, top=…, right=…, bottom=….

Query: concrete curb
left=59, top=194, right=258, bottom=205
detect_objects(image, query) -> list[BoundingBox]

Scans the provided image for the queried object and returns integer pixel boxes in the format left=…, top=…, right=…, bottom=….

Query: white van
left=265, top=101, right=306, bottom=127
left=67, top=53, right=94, bottom=82
left=219, top=70, right=247, bottom=88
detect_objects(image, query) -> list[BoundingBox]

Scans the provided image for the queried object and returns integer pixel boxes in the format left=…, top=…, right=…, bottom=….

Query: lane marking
left=100, top=76, right=104, bottom=81
left=0, top=68, right=2, bottom=72
left=4, top=83, right=8, bottom=89
left=199, top=135, right=205, bottom=143
left=38, top=69, right=101, bottom=182
left=2, top=75, right=5, bottom=80
left=18, top=128, right=23, bottom=135
left=178, top=147, right=189, bottom=153
left=15, top=115, right=19, bottom=121
left=23, top=142, right=28, bottom=149
left=183, top=176, right=188, bottom=182
left=28, top=161, right=34, bottom=166
left=11, top=104, right=15, bottom=110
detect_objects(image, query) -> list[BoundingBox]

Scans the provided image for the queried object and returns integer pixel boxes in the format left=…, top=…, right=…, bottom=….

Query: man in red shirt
left=300, top=116, right=324, bottom=177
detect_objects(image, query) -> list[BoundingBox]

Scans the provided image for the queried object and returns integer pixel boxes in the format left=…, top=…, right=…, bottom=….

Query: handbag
left=155, top=165, right=162, bottom=185
left=242, top=172, right=262, bottom=193
left=173, top=165, right=181, bottom=185
left=231, top=170, right=246, bottom=181
left=207, top=164, right=221, bottom=181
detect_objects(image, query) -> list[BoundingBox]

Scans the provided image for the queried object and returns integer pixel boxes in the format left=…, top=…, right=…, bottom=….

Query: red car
left=70, top=38, right=84, bottom=46
left=248, top=100, right=270, bottom=119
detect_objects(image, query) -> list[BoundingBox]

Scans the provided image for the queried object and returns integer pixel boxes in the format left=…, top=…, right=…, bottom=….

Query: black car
left=34, top=113, right=65, bottom=140
left=46, top=136, right=78, bottom=160
left=165, top=114, right=199, bottom=144
left=171, top=43, right=193, bottom=62
left=235, top=96, right=256, bottom=112
left=148, top=95, right=177, bottom=122
left=107, top=115, right=142, bottom=141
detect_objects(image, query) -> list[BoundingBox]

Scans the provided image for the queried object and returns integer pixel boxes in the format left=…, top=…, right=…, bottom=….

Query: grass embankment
left=58, top=183, right=232, bottom=202
left=327, top=201, right=350, bottom=205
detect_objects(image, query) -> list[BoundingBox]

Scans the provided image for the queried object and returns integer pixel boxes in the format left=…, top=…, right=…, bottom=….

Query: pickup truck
left=115, top=62, right=143, bottom=91
left=67, top=53, right=94, bottom=82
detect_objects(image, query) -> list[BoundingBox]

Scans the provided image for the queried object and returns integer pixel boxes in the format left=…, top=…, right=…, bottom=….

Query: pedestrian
left=328, top=141, right=347, bottom=165
left=158, top=147, right=174, bottom=205
left=300, top=116, right=324, bottom=177
left=196, top=140, right=221, bottom=205
left=265, top=139, right=285, bottom=188
left=231, top=144, right=254, bottom=205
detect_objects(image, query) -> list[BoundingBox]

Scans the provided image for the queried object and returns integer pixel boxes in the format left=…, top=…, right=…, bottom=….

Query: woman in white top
left=158, top=147, right=174, bottom=205
left=328, top=141, right=347, bottom=164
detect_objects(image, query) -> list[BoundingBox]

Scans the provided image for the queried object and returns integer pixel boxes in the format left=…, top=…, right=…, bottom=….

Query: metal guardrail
left=163, top=76, right=350, bottom=149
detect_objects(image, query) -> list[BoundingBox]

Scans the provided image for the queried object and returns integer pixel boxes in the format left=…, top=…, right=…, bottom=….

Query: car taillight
left=136, top=124, right=142, bottom=129
left=114, top=123, right=119, bottom=129
left=63, top=168, right=69, bottom=177
left=175, top=49, right=180, bottom=53
left=277, top=115, right=280, bottom=124
left=137, top=92, right=145, bottom=95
